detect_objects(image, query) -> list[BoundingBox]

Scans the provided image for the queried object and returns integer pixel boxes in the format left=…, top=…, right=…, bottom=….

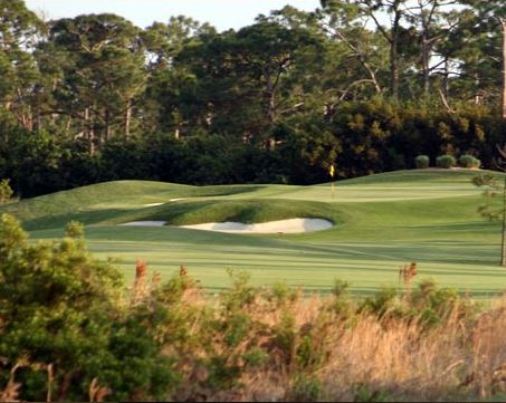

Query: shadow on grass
left=22, top=208, right=132, bottom=231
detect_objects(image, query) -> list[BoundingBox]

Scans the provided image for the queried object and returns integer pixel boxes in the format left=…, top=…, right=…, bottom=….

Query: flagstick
left=329, top=164, right=336, bottom=200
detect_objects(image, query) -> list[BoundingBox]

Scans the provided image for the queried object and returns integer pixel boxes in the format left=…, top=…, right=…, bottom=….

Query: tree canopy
left=0, top=0, right=505, bottom=196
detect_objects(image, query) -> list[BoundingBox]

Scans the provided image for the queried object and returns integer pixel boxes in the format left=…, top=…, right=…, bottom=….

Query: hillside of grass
left=0, top=168, right=491, bottom=228
left=3, top=169, right=506, bottom=298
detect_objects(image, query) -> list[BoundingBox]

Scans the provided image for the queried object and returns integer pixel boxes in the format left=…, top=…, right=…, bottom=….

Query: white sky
left=25, top=0, right=321, bottom=31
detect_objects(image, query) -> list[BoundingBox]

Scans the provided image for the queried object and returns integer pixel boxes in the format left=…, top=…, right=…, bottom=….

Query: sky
left=25, top=0, right=321, bottom=31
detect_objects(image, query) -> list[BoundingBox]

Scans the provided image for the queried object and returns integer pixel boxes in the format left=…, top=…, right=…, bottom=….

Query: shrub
left=0, top=214, right=178, bottom=401
left=415, top=155, right=430, bottom=169
left=291, top=374, right=321, bottom=402
left=0, top=179, right=13, bottom=204
left=436, top=155, right=456, bottom=169
left=459, top=154, right=481, bottom=169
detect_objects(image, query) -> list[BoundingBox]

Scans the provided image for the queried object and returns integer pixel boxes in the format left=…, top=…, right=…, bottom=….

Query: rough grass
left=123, top=268, right=506, bottom=401
left=3, top=169, right=506, bottom=298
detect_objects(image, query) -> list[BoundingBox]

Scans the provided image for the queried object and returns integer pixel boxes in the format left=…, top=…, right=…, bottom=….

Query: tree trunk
left=65, top=116, right=72, bottom=137
left=501, top=19, right=506, bottom=267
left=35, top=104, right=41, bottom=131
left=443, top=58, right=450, bottom=99
left=124, top=99, right=132, bottom=138
left=474, top=73, right=481, bottom=105
left=104, top=108, right=111, bottom=143
left=84, top=107, right=89, bottom=138
left=499, top=172, right=506, bottom=267
left=84, top=107, right=95, bottom=155
left=501, top=176, right=506, bottom=267
left=390, top=11, right=402, bottom=100
left=502, top=19, right=506, bottom=120
left=390, top=42, right=399, bottom=99
left=422, top=36, right=430, bottom=96
left=265, top=71, right=277, bottom=124
left=267, top=91, right=276, bottom=124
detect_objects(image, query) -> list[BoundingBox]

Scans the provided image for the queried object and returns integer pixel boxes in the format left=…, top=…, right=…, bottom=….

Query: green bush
left=436, top=155, right=456, bottom=169
left=415, top=155, right=430, bottom=169
left=0, top=179, right=13, bottom=204
left=0, top=214, right=178, bottom=401
left=459, top=154, right=480, bottom=169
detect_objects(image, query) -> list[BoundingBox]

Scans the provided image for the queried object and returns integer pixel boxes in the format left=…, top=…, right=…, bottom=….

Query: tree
left=472, top=14, right=506, bottom=267
left=446, top=0, right=506, bottom=106
left=44, top=14, right=146, bottom=152
left=502, top=17, right=506, bottom=119
left=317, top=1, right=386, bottom=97
left=404, top=0, right=461, bottom=97
left=472, top=10, right=506, bottom=265
left=140, top=16, right=215, bottom=137
left=473, top=169, right=506, bottom=266
left=177, top=19, right=323, bottom=144
left=0, top=0, right=46, bottom=130
left=321, top=0, right=411, bottom=99
left=142, top=15, right=216, bottom=70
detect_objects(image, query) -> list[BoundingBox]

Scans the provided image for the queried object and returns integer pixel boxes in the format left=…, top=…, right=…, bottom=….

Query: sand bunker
left=120, top=218, right=333, bottom=233
left=181, top=218, right=333, bottom=234
left=121, top=221, right=167, bottom=227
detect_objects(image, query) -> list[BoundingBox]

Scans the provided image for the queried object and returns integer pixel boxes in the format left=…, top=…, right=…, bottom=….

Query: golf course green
left=2, top=168, right=505, bottom=298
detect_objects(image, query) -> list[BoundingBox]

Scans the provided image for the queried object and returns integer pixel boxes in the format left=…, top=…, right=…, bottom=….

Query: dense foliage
left=4, top=214, right=506, bottom=401
left=0, top=0, right=504, bottom=197
left=0, top=215, right=176, bottom=401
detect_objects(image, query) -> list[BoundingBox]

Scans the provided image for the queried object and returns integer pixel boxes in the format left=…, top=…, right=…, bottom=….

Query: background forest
left=0, top=0, right=505, bottom=197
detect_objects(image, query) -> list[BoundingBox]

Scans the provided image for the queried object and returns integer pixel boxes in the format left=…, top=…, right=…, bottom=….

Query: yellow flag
left=329, top=164, right=335, bottom=179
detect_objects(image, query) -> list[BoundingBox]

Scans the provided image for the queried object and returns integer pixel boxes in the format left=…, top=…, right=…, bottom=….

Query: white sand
left=120, top=221, right=167, bottom=227
left=142, top=199, right=184, bottom=207
left=181, top=218, right=333, bottom=234
left=120, top=218, right=333, bottom=233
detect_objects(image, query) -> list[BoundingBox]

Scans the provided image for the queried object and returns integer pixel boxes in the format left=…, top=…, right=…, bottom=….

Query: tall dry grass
left=148, top=268, right=506, bottom=402
left=5, top=260, right=506, bottom=402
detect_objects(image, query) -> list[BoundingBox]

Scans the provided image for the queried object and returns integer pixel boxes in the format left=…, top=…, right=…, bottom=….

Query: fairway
left=3, top=169, right=506, bottom=298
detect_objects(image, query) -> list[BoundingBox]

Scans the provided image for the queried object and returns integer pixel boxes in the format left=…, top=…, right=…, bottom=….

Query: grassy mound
left=120, top=199, right=340, bottom=226
left=4, top=169, right=506, bottom=298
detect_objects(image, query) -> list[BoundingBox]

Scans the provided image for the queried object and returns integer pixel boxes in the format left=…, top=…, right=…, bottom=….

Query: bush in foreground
left=1, top=214, right=506, bottom=402
left=0, top=215, right=176, bottom=401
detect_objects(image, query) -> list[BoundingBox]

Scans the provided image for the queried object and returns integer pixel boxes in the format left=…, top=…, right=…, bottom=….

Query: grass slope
left=3, top=169, right=506, bottom=298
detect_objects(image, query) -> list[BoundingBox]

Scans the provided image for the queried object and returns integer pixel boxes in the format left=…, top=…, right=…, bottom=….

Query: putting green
left=3, top=169, right=506, bottom=298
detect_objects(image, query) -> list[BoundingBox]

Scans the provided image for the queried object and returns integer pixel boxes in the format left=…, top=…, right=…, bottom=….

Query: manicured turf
left=3, top=169, right=506, bottom=298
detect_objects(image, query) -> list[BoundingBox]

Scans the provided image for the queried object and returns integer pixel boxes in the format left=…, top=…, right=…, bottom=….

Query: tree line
left=0, top=0, right=505, bottom=196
